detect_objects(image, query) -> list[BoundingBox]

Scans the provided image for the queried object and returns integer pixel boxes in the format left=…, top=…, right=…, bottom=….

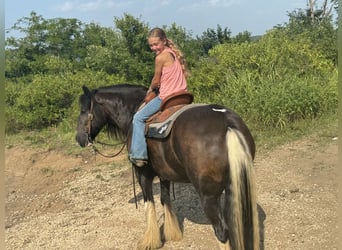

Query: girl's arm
left=148, top=55, right=163, bottom=92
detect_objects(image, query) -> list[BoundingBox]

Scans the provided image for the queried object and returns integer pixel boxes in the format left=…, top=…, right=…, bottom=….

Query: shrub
left=5, top=70, right=125, bottom=132
left=189, top=29, right=337, bottom=129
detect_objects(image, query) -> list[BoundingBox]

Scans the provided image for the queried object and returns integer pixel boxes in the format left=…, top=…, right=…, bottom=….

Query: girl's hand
left=144, top=90, right=157, bottom=103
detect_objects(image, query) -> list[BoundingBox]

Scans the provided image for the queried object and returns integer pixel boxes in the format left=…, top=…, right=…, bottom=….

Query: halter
left=86, top=99, right=94, bottom=144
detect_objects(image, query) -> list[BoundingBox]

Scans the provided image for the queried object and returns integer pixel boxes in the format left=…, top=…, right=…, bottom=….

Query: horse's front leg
left=160, top=179, right=183, bottom=242
left=135, top=166, right=162, bottom=250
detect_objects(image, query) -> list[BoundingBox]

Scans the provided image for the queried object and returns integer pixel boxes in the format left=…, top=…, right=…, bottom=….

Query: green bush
left=5, top=22, right=337, bottom=133
left=5, top=70, right=125, bottom=132
left=189, top=29, right=337, bottom=129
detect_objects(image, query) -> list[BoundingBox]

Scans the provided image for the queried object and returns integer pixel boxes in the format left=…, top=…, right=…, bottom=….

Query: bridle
left=86, top=98, right=94, bottom=145
left=86, top=98, right=126, bottom=158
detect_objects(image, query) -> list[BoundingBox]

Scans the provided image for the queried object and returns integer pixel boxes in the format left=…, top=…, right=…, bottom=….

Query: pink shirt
left=159, top=48, right=187, bottom=100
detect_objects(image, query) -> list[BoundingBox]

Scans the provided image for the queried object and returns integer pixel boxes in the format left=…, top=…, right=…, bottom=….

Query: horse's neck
left=101, top=88, right=145, bottom=134
left=107, top=100, right=137, bottom=134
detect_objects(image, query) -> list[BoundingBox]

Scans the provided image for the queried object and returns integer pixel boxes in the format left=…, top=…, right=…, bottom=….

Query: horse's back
left=148, top=104, right=254, bottom=186
left=172, top=104, right=254, bottom=155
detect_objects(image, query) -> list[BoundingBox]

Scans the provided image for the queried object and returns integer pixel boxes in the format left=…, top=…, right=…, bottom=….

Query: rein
left=91, top=141, right=126, bottom=158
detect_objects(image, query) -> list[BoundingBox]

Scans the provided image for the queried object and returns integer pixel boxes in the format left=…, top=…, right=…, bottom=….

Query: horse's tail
left=225, top=128, right=259, bottom=250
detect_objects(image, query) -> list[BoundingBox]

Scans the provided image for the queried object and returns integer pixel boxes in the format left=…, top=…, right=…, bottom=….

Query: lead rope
left=172, top=182, right=176, bottom=201
left=132, top=166, right=138, bottom=209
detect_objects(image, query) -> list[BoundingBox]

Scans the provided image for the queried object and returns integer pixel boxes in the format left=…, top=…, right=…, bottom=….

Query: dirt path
left=5, top=135, right=338, bottom=249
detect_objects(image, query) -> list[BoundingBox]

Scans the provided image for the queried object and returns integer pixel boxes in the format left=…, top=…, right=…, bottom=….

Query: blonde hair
left=148, top=27, right=189, bottom=78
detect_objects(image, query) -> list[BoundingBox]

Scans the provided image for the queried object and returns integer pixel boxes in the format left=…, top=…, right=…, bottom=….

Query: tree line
left=5, top=1, right=338, bottom=133
left=5, top=12, right=256, bottom=82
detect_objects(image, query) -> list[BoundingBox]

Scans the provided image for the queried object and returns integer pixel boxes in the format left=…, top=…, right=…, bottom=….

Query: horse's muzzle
left=76, top=132, right=93, bottom=148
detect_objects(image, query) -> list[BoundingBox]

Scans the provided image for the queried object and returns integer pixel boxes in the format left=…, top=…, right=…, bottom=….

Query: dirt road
left=5, top=134, right=338, bottom=249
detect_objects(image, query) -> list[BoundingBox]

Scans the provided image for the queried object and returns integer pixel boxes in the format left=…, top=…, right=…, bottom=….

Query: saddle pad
left=146, top=104, right=206, bottom=139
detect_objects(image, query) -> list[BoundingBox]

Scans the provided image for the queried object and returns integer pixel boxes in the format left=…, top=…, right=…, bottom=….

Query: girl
left=129, top=27, right=188, bottom=167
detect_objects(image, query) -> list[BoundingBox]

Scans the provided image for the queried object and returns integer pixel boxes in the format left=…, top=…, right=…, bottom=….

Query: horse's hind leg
left=135, top=167, right=162, bottom=250
left=160, top=180, right=183, bottom=242
left=201, top=194, right=230, bottom=245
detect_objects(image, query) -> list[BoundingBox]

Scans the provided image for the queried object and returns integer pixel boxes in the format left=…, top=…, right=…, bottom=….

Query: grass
left=252, top=112, right=338, bottom=154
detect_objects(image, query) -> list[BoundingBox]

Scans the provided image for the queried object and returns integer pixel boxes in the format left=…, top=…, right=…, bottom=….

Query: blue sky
left=5, top=0, right=308, bottom=37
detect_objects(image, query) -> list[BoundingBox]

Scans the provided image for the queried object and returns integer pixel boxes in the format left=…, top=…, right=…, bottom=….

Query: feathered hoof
left=163, top=223, right=183, bottom=242
left=136, top=237, right=162, bottom=250
left=163, top=205, right=183, bottom=242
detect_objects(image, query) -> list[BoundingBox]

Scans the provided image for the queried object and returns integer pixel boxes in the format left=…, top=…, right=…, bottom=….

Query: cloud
left=178, top=0, right=241, bottom=12
left=57, top=0, right=121, bottom=12
left=207, top=0, right=241, bottom=7
left=160, top=0, right=170, bottom=6
left=58, top=1, right=76, bottom=12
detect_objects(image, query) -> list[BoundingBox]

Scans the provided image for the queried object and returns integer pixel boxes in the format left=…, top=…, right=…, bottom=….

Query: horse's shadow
left=129, top=181, right=266, bottom=249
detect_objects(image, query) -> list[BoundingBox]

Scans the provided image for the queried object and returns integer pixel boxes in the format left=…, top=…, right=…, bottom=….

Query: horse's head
left=76, top=86, right=103, bottom=147
left=75, top=84, right=147, bottom=147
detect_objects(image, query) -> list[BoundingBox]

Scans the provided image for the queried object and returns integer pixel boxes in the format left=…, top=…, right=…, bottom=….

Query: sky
left=5, top=0, right=308, bottom=38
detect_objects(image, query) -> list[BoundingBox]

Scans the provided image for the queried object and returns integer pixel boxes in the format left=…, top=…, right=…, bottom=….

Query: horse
left=75, top=84, right=260, bottom=250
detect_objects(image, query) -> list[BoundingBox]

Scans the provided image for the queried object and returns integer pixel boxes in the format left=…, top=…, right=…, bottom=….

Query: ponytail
left=165, top=38, right=189, bottom=78
left=148, top=27, right=189, bottom=78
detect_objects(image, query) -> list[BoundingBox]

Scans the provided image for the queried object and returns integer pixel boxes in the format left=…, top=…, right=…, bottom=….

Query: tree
left=286, top=0, right=337, bottom=30
left=163, top=23, right=202, bottom=72
left=5, top=11, right=48, bottom=77
left=197, top=25, right=232, bottom=55
left=83, top=24, right=125, bottom=75
left=45, top=17, right=84, bottom=62
left=307, top=0, right=337, bottom=24
left=232, top=31, right=252, bottom=44
left=5, top=12, right=87, bottom=77
left=282, top=1, right=338, bottom=64
left=114, top=13, right=150, bottom=59
left=114, top=13, right=154, bottom=82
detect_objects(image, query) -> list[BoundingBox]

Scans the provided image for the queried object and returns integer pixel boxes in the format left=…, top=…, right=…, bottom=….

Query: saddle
left=145, top=91, right=194, bottom=138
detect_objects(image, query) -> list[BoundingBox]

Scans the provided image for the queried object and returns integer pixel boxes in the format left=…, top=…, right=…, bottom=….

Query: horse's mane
left=105, top=122, right=125, bottom=141
left=90, top=84, right=147, bottom=140
left=96, top=83, right=147, bottom=94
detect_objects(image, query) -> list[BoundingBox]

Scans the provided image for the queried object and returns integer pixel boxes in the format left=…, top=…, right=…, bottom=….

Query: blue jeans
left=129, top=96, right=162, bottom=159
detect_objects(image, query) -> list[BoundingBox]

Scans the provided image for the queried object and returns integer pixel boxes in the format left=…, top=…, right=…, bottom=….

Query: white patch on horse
left=212, top=108, right=227, bottom=112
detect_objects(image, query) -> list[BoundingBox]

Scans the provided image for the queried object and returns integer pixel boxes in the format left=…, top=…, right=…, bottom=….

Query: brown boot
left=129, top=156, right=147, bottom=167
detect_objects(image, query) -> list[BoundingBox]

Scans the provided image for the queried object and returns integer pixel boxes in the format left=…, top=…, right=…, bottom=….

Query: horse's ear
left=82, top=86, right=91, bottom=98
